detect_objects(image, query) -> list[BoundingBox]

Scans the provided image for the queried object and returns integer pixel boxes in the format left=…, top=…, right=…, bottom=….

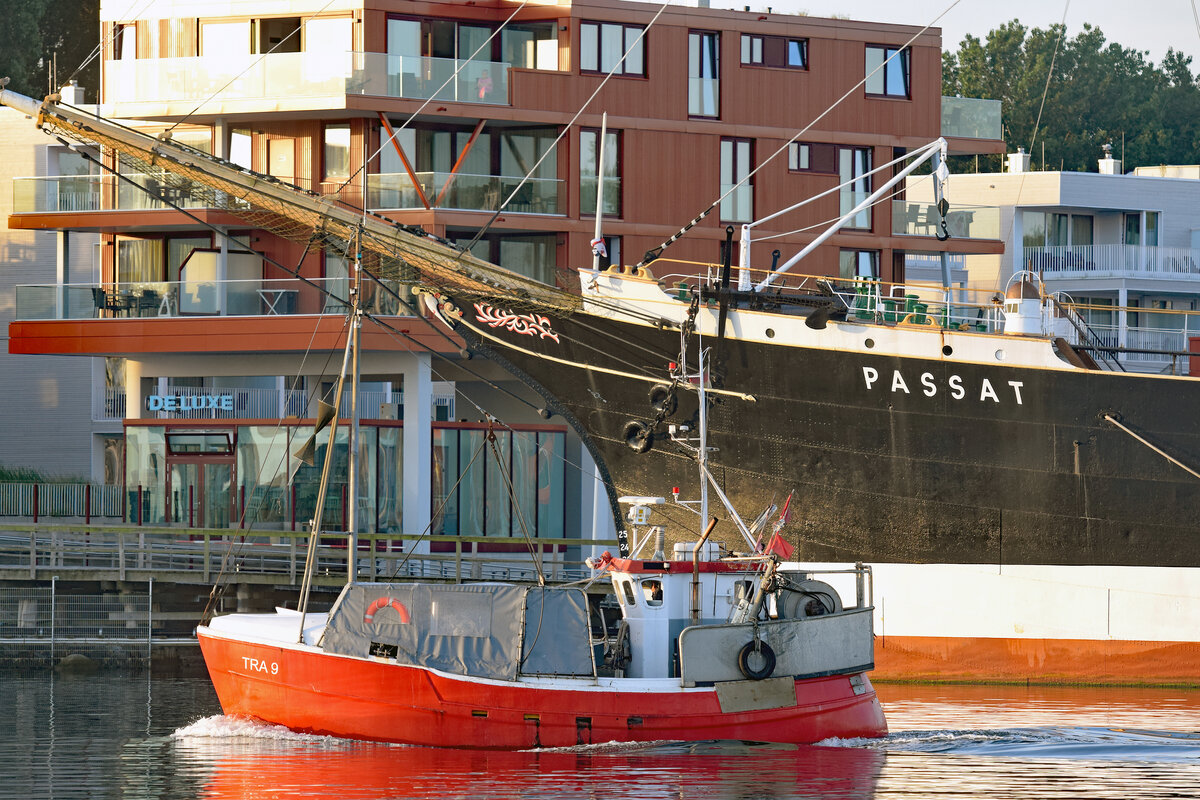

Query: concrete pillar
left=401, top=353, right=432, bottom=553
left=56, top=231, right=70, bottom=319
left=125, top=360, right=144, bottom=419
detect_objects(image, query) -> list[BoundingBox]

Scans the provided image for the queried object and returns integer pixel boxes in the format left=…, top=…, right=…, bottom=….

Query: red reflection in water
left=193, top=737, right=885, bottom=800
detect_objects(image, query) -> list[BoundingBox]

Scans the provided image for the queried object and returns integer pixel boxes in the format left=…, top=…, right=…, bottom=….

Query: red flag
left=772, top=491, right=793, bottom=535
left=765, top=532, right=794, bottom=560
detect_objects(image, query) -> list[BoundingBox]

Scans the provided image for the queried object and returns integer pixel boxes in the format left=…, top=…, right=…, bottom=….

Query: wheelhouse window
left=839, top=146, right=873, bottom=229
left=720, top=138, right=753, bottom=223
left=865, top=45, right=910, bottom=98
left=689, top=31, right=720, bottom=118
left=580, top=128, right=621, bottom=216
left=323, top=123, right=351, bottom=181
left=741, top=34, right=807, bottom=69
left=580, top=22, right=645, bottom=76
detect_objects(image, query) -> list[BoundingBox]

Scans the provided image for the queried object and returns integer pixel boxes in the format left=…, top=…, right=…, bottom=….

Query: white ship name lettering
left=862, top=367, right=1024, bottom=405
left=242, top=656, right=279, bottom=675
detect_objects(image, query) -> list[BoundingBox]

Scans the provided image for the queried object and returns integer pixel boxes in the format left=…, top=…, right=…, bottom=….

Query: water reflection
left=175, top=717, right=885, bottom=800
left=3, top=673, right=1200, bottom=800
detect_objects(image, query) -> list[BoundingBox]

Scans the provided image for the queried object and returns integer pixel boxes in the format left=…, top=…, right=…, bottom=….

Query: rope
left=1103, top=414, right=1200, bottom=481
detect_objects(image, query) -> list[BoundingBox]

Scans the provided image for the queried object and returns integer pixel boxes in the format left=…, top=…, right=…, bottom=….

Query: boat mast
left=348, top=229, right=362, bottom=577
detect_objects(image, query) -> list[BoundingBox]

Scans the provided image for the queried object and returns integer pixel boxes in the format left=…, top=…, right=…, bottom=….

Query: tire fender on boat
left=364, top=597, right=411, bottom=624
left=737, top=640, right=776, bottom=680
left=623, top=420, right=653, bottom=453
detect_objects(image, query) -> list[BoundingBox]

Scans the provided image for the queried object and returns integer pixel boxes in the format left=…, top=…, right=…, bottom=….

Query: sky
left=707, top=0, right=1200, bottom=66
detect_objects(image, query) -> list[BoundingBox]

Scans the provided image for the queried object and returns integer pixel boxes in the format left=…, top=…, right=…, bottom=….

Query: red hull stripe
left=874, top=636, right=1200, bottom=685
left=197, top=631, right=887, bottom=748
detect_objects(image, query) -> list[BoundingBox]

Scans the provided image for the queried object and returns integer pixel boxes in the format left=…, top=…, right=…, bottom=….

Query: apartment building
left=5, top=0, right=1004, bottom=540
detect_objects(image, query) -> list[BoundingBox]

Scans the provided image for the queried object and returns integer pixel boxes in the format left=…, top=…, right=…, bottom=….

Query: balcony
left=893, top=201, right=1001, bottom=240
left=103, top=52, right=514, bottom=115
left=941, top=96, right=1002, bottom=140
left=12, top=174, right=211, bottom=214
left=1027, top=245, right=1200, bottom=279
left=367, top=172, right=561, bottom=214
left=13, top=277, right=409, bottom=321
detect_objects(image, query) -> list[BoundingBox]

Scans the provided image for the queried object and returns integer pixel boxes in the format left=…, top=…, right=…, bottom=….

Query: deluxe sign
left=146, top=394, right=234, bottom=412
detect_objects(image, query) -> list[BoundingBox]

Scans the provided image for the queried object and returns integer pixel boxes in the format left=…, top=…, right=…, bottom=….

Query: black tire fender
left=737, top=640, right=776, bottom=680
left=648, top=384, right=677, bottom=416
left=623, top=420, right=653, bottom=453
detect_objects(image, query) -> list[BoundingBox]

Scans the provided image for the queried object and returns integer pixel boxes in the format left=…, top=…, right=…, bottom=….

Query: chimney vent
left=1006, top=147, right=1031, bottom=174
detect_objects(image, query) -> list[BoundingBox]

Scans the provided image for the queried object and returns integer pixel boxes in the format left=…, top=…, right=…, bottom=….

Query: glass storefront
left=125, top=421, right=565, bottom=537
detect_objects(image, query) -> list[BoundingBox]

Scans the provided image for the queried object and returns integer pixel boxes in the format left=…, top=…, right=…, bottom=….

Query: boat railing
left=650, top=261, right=1007, bottom=332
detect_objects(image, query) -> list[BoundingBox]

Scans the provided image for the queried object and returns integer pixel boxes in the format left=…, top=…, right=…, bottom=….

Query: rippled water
left=3, top=672, right=1198, bottom=799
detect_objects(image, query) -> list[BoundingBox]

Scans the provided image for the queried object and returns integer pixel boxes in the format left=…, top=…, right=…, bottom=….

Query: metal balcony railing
left=1026, top=245, right=1200, bottom=278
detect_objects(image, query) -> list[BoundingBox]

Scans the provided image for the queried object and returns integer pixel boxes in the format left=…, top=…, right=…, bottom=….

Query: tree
left=0, top=0, right=99, bottom=100
left=943, top=20, right=1200, bottom=171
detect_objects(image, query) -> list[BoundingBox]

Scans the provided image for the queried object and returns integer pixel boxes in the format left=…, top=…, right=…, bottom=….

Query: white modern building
left=911, top=148, right=1200, bottom=374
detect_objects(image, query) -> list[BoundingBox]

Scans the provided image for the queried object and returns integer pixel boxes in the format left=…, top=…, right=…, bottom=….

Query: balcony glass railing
left=892, top=201, right=1001, bottom=239
left=366, top=172, right=560, bottom=213
left=104, top=52, right=512, bottom=108
left=12, top=174, right=212, bottom=214
left=1026, top=245, right=1200, bottom=277
left=941, top=96, right=1003, bottom=140
left=13, top=277, right=413, bottom=321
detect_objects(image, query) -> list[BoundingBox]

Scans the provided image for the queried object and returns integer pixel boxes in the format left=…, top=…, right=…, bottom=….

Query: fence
left=0, top=525, right=608, bottom=585
left=0, top=582, right=152, bottom=663
left=0, top=484, right=124, bottom=521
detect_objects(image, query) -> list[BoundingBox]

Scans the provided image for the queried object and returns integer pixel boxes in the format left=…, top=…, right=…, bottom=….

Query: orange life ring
left=363, top=597, right=410, bottom=624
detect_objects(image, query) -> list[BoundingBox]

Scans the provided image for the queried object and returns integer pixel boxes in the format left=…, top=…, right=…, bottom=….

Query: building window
left=741, top=35, right=807, bottom=69
left=580, top=128, right=621, bottom=216
left=720, top=138, right=753, bottom=223
left=580, top=22, right=645, bottom=76
left=689, top=31, right=720, bottom=117
left=788, top=141, right=837, bottom=173
left=839, top=147, right=873, bottom=229
left=865, top=45, right=910, bottom=98
left=451, top=232, right=557, bottom=285
left=324, top=123, right=351, bottom=181
left=839, top=250, right=879, bottom=281
left=432, top=427, right=565, bottom=537
left=252, top=17, right=301, bottom=54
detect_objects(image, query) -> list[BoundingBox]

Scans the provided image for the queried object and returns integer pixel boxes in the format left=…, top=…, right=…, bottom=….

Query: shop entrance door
left=169, top=460, right=233, bottom=528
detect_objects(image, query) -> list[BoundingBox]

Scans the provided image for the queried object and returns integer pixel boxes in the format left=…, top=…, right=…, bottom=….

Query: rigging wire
left=61, top=0, right=160, bottom=91
left=637, top=0, right=966, bottom=267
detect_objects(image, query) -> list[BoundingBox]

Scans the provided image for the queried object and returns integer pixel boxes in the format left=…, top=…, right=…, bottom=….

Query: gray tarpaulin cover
left=322, top=583, right=593, bottom=681
left=520, top=587, right=593, bottom=676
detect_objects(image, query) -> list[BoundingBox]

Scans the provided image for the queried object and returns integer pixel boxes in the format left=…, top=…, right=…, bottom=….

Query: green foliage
left=0, top=0, right=99, bottom=100
left=943, top=20, right=1200, bottom=172
left=0, top=464, right=89, bottom=483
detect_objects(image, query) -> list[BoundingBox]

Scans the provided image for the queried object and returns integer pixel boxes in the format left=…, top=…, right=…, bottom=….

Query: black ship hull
left=430, top=276, right=1200, bottom=572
